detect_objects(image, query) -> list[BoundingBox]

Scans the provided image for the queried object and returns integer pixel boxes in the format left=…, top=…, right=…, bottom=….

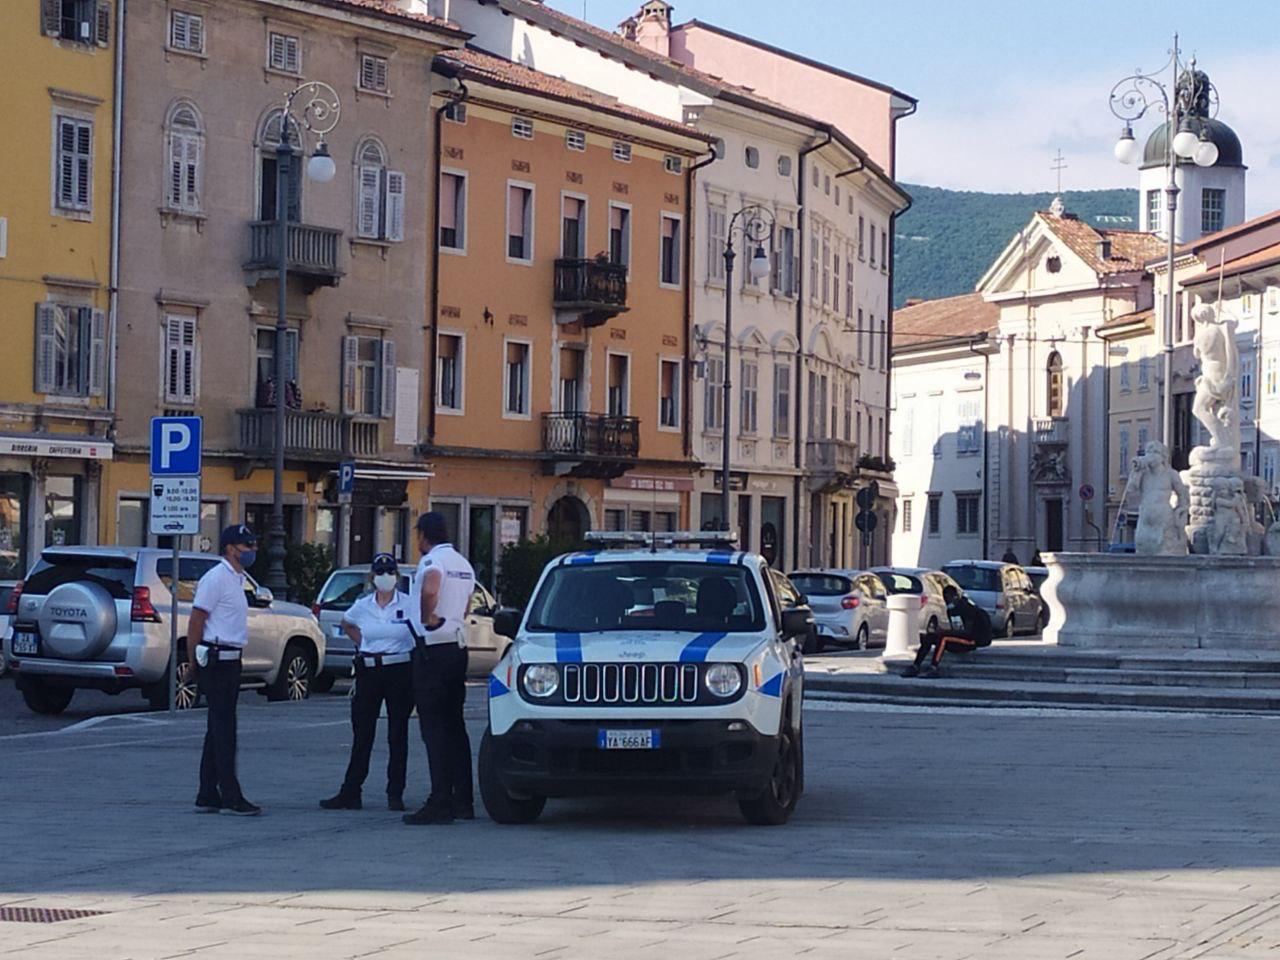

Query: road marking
left=0, top=712, right=172, bottom=741
left=804, top=699, right=1280, bottom=721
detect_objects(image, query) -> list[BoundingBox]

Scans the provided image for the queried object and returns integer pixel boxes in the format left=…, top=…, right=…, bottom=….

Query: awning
left=0, top=433, right=113, bottom=461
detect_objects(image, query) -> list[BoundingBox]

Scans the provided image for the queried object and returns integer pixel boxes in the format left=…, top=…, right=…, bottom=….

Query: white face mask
left=373, top=573, right=398, bottom=593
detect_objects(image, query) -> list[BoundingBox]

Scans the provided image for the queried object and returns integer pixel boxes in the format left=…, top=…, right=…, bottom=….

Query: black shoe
left=900, top=665, right=920, bottom=678
left=452, top=802, right=475, bottom=821
left=388, top=796, right=406, bottom=812
left=194, top=798, right=222, bottom=814
left=320, top=792, right=362, bottom=810
left=919, top=666, right=940, bottom=679
left=221, top=799, right=263, bottom=817
left=402, top=804, right=453, bottom=825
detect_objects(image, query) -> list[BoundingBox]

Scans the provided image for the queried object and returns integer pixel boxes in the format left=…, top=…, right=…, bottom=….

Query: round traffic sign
left=854, top=510, right=878, bottom=533
left=1078, top=483, right=1095, bottom=502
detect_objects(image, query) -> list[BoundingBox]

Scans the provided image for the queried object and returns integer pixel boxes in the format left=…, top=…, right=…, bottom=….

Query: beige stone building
left=104, top=0, right=464, bottom=571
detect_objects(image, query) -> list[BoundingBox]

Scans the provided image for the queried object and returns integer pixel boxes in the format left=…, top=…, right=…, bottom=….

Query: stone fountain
left=1043, top=298, right=1280, bottom=650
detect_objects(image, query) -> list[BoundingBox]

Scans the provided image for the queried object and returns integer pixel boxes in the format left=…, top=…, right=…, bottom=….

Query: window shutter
left=165, top=316, right=180, bottom=402
left=34, top=304, right=57, bottom=393
left=75, top=122, right=92, bottom=209
left=341, top=335, right=358, bottom=415
left=356, top=165, right=380, bottom=238
left=96, top=2, right=111, bottom=46
left=88, top=309, right=106, bottom=396
left=42, top=0, right=61, bottom=35
left=167, top=132, right=182, bottom=208
left=187, top=13, right=203, bottom=52
left=285, top=328, right=299, bottom=383
left=360, top=55, right=376, bottom=90
left=284, top=153, right=301, bottom=222
left=170, top=11, right=187, bottom=48
left=184, top=135, right=200, bottom=210
left=380, top=339, right=396, bottom=418
left=384, top=170, right=405, bottom=242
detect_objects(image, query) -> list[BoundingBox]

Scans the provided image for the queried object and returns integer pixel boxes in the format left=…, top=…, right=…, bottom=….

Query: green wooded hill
left=893, top=184, right=1139, bottom=306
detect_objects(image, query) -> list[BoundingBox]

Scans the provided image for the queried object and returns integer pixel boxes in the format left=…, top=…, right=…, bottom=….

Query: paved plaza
left=1, top=681, right=1278, bottom=960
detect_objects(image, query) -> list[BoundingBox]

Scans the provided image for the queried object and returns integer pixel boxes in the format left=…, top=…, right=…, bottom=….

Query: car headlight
left=522, top=664, right=559, bottom=698
left=704, top=663, right=742, bottom=698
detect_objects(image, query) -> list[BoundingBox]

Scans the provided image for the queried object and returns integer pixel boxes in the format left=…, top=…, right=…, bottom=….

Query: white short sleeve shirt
left=342, top=590, right=414, bottom=655
left=409, top=544, right=476, bottom=643
left=192, top=559, right=250, bottom=649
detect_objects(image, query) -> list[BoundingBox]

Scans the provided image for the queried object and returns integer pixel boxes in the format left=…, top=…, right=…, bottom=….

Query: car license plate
left=12, top=631, right=38, bottom=656
left=598, top=729, right=659, bottom=750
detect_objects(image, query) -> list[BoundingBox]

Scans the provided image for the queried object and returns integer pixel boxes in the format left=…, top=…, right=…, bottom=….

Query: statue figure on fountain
left=1190, top=296, right=1240, bottom=454
left=1129, top=440, right=1189, bottom=555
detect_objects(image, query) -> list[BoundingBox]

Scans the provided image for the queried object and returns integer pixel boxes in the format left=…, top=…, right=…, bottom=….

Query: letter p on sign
left=150, top=416, right=203, bottom=476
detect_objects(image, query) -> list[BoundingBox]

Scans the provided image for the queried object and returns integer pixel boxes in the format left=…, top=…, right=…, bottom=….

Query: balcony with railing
left=245, top=221, right=344, bottom=288
left=805, top=438, right=858, bottom=492
left=553, top=258, right=629, bottom=327
left=542, top=412, right=640, bottom=478
left=236, top=409, right=379, bottom=460
left=1033, top=416, right=1069, bottom=446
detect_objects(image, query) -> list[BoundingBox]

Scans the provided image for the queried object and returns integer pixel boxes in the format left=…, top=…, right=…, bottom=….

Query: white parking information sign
left=150, top=476, right=202, bottom=535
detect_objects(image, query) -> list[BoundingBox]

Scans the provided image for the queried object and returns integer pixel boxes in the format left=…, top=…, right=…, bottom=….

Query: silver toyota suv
left=3, top=547, right=325, bottom=715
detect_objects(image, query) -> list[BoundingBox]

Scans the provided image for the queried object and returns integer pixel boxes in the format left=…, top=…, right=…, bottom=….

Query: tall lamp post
left=720, top=204, right=775, bottom=532
left=265, top=81, right=340, bottom=596
left=1109, top=36, right=1220, bottom=449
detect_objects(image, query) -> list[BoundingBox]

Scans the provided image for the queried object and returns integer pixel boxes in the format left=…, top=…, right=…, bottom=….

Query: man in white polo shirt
left=188, top=524, right=261, bottom=817
left=403, top=511, right=476, bottom=825
left=320, top=553, right=415, bottom=812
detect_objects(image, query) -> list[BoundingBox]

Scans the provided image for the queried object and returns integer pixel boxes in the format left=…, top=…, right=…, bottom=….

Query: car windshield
left=316, top=571, right=370, bottom=611
left=526, top=560, right=766, bottom=634
left=25, top=555, right=137, bottom=600
left=877, top=572, right=923, bottom=595
left=944, top=565, right=1001, bottom=592
left=788, top=573, right=852, bottom=597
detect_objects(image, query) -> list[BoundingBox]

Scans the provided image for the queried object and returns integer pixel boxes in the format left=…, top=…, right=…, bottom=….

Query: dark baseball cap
left=371, top=553, right=398, bottom=575
left=219, top=524, right=258, bottom=551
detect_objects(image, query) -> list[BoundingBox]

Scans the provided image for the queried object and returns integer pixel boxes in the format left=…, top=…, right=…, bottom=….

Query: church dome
left=1141, top=116, right=1244, bottom=169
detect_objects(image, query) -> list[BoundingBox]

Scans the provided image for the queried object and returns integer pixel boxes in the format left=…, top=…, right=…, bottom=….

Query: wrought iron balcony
left=805, top=439, right=858, bottom=492
left=553, top=258, right=629, bottom=327
left=245, top=221, right=344, bottom=288
left=542, top=412, right=640, bottom=478
left=236, top=409, right=379, bottom=460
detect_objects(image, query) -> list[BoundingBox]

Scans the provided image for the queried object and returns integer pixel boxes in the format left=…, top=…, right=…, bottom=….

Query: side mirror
left=252, top=586, right=274, bottom=607
left=796, top=594, right=809, bottom=607
left=780, top=608, right=811, bottom=639
left=493, top=608, right=521, bottom=639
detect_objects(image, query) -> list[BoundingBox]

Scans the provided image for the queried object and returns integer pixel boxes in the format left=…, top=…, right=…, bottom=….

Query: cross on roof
left=1051, top=150, right=1068, bottom=195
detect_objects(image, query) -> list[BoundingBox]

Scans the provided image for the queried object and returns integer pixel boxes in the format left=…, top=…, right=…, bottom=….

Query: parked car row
left=1, top=548, right=512, bottom=716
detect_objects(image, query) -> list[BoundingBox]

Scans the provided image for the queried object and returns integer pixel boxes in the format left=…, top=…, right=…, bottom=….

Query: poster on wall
left=394, top=368, right=420, bottom=446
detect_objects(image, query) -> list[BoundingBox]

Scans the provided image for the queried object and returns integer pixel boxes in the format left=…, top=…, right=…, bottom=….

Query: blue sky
left=549, top=0, right=1280, bottom=212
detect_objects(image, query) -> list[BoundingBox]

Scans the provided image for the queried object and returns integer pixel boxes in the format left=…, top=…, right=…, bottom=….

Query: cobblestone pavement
left=1, top=680, right=1278, bottom=959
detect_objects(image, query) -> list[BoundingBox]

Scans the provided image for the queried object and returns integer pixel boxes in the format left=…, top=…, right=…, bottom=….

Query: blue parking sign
left=150, top=416, right=202, bottom=476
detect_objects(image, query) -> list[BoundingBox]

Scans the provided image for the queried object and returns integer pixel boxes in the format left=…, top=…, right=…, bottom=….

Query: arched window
left=1046, top=351, right=1064, bottom=417
left=165, top=102, right=203, bottom=213
left=257, top=108, right=302, bottom=222
left=353, top=136, right=405, bottom=242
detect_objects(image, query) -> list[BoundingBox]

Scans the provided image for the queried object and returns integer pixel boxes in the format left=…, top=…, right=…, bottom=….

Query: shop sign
left=0, top=436, right=113, bottom=460
left=610, top=475, right=694, bottom=492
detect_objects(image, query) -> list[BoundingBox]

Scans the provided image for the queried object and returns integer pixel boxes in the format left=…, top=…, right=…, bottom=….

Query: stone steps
left=940, top=663, right=1280, bottom=689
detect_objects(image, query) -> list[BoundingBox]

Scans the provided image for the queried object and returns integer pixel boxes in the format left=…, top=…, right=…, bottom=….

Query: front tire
left=20, top=679, right=74, bottom=715
left=737, top=723, right=801, bottom=825
left=146, top=647, right=199, bottom=710
left=479, top=730, right=546, bottom=824
left=855, top=623, right=869, bottom=650
left=266, top=642, right=315, bottom=702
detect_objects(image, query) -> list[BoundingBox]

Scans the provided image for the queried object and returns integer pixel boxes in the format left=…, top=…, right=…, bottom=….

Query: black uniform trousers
left=197, top=657, right=244, bottom=806
left=412, top=641, right=473, bottom=812
left=342, top=660, right=414, bottom=800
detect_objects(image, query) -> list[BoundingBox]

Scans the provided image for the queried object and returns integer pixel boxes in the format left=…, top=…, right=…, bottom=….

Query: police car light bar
left=583, top=531, right=739, bottom=550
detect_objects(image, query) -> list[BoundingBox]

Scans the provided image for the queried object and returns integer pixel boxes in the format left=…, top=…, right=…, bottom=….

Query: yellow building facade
left=0, top=1, right=118, bottom=578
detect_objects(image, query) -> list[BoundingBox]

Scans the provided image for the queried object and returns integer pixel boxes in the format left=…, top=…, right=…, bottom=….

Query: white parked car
left=787, top=569, right=889, bottom=651
left=481, top=532, right=810, bottom=825
left=871, top=567, right=960, bottom=639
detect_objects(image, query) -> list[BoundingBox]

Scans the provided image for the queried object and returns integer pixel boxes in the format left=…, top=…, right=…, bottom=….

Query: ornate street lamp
left=719, top=204, right=775, bottom=531
left=265, top=81, right=341, bottom=596
left=1109, top=36, right=1220, bottom=449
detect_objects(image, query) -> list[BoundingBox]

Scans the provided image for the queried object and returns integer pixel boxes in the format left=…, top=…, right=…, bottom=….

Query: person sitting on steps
left=903, top=585, right=992, bottom=678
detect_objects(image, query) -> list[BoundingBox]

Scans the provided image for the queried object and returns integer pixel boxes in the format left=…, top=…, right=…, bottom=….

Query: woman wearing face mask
left=321, top=554, right=416, bottom=811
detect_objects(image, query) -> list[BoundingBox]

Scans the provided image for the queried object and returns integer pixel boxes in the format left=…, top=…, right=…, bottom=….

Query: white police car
left=479, top=532, right=810, bottom=825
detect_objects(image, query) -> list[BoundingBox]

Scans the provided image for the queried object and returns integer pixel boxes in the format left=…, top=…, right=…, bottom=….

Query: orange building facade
left=422, top=50, right=709, bottom=587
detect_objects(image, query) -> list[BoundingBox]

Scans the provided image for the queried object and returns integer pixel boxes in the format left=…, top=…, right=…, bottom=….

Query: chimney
left=629, top=1, right=672, bottom=56
left=1097, top=237, right=1113, bottom=261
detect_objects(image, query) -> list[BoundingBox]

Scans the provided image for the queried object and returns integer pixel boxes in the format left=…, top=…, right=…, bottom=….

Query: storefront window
left=431, top=501, right=462, bottom=551
left=118, top=497, right=148, bottom=547
left=315, top=506, right=338, bottom=557
left=0, top=475, right=29, bottom=579
left=700, top=492, right=724, bottom=532
left=378, top=507, right=408, bottom=562
left=44, top=476, right=80, bottom=547
left=500, top=506, right=527, bottom=547
left=192, top=501, right=223, bottom=553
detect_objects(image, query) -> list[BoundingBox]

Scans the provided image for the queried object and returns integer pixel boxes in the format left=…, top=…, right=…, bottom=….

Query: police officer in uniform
left=320, top=554, right=415, bottom=811
left=190, top=524, right=261, bottom=816
left=403, top=512, right=476, bottom=825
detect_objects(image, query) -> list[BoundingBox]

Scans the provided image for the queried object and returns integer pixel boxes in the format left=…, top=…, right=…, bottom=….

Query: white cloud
left=898, top=54, right=1280, bottom=216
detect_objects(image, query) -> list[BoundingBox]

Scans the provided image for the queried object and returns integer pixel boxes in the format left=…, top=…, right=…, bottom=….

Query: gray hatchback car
left=3, top=547, right=325, bottom=714
left=940, top=560, right=1042, bottom=638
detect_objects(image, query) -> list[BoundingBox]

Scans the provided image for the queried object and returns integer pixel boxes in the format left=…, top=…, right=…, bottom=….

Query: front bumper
left=489, top=718, right=779, bottom=797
